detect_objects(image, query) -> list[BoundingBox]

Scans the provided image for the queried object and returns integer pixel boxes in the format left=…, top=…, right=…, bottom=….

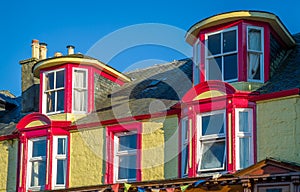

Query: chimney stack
left=67, top=45, right=75, bottom=55
left=39, top=43, right=47, bottom=60
left=31, top=39, right=40, bottom=59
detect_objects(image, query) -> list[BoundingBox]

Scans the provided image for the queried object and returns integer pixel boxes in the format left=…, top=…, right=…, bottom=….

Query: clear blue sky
left=1, top=0, right=299, bottom=96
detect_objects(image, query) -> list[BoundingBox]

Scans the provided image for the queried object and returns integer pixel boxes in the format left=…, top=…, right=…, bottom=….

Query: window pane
left=266, top=189, right=282, bottom=192
left=45, top=72, right=54, bottom=90
left=57, top=138, right=66, bottom=155
left=73, top=89, right=87, bottom=112
left=56, top=159, right=66, bottom=185
left=74, top=70, right=87, bottom=88
left=32, top=139, right=46, bottom=157
left=202, top=113, right=224, bottom=136
left=119, top=134, right=137, bottom=151
left=208, top=57, right=222, bottom=80
left=239, top=138, right=250, bottom=169
left=57, top=90, right=65, bottom=111
left=118, top=155, right=136, bottom=180
left=248, top=28, right=262, bottom=51
left=182, top=146, right=188, bottom=175
left=56, top=70, right=65, bottom=88
left=182, top=120, right=188, bottom=140
left=200, top=141, right=225, bottom=170
left=208, top=33, right=221, bottom=55
left=46, top=92, right=55, bottom=113
left=31, top=160, right=46, bottom=187
left=239, top=111, right=249, bottom=132
left=224, top=54, right=237, bottom=81
left=223, top=30, right=236, bottom=53
left=248, top=53, right=261, bottom=80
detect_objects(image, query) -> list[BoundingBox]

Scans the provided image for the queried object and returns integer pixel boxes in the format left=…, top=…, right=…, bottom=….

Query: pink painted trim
left=0, top=134, right=18, bottom=141
left=250, top=88, right=300, bottom=101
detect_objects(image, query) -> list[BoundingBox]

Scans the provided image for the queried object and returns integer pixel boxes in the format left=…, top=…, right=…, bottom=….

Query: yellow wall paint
left=0, top=139, right=18, bottom=192
left=257, top=97, right=300, bottom=164
left=47, top=113, right=87, bottom=123
left=193, top=90, right=225, bottom=100
left=69, top=127, right=105, bottom=187
left=141, top=115, right=178, bottom=181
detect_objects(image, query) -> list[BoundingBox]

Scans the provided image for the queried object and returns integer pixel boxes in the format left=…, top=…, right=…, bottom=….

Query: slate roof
left=77, top=58, right=193, bottom=124
left=256, top=33, right=300, bottom=94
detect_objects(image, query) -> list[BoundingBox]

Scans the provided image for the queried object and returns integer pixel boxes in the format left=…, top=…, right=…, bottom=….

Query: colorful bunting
left=193, top=179, right=205, bottom=187
left=124, top=183, right=132, bottom=192
left=138, top=187, right=146, bottom=192
left=166, top=187, right=175, bottom=192
left=151, top=188, right=160, bottom=192
left=111, top=183, right=120, bottom=192
left=180, top=185, right=189, bottom=192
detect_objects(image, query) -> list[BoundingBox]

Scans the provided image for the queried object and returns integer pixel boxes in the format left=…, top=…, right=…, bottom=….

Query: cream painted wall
left=257, top=97, right=300, bottom=164
left=0, top=139, right=18, bottom=192
left=69, top=127, right=105, bottom=187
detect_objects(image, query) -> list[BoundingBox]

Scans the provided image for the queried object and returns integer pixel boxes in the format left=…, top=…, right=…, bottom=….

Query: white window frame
left=72, top=68, right=88, bottom=113
left=247, top=26, right=264, bottom=83
left=235, top=108, right=254, bottom=170
left=114, top=131, right=137, bottom=183
left=52, top=136, right=68, bottom=189
left=43, top=68, right=65, bottom=114
left=205, top=27, right=238, bottom=82
left=197, top=110, right=226, bottom=172
left=27, top=137, right=47, bottom=191
left=193, top=39, right=201, bottom=85
left=181, top=117, right=189, bottom=177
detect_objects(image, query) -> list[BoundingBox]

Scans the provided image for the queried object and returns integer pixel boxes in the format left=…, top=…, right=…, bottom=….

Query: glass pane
left=31, top=160, right=46, bottom=187
left=182, top=146, right=188, bottom=175
left=57, top=138, right=66, bottom=155
left=73, top=89, right=87, bottom=112
left=202, top=113, right=224, bottom=136
left=119, top=134, right=137, bottom=151
left=200, top=141, right=225, bottom=170
left=46, top=92, right=55, bottom=113
left=208, top=57, right=222, bottom=80
left=45, top=72, right=54, bottom=90
left=248, top=28, right=262, bottom=51
left=56, top=159, right=66, bottom=185
left=32, top=139, right=46, bottom=157
left=182, top=120, right=188, bottom=140
left=224, top=54, right=237, bottom=81
left=248, top=52, right=261, bottom=80
left=266, top=189, right=282, bottom=192
left=239, top=111, right=249, bottom=132
left=208, top=33, right=221, bottom=55
left=57, top=90, right=65, bottom=111
left=56, top=70, right=65, bottom=88
left=223, top=30, right=236, bottom=53
left=118, top=155, right=136, bottom=180
left=74, top=70, right=87, bottom=88
left=239, top=138, right=250, bottom=169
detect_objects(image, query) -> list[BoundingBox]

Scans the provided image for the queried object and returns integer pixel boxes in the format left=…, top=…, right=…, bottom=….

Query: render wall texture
left=257, top=97, right=300, bottom=164
left=0, top=139, right=18, bottom=192
left=69, top=128, right=105, bottom=187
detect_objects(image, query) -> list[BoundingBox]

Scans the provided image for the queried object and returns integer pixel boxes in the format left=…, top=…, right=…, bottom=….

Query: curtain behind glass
left=73, top=70, right=87, bottom=112
left=248, top=29, right=261, bottom=80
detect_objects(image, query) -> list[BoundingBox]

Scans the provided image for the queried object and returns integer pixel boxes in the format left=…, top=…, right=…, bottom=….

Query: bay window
left=27, top=137, right=47, bottom=190
left=72, top=68, right=88, bottom=113
left=193, top=39, right=201, bottom=85
left=181, top=118, right=189, bottom=177
left=205, top=27, right=238, bottom=82
left=248, top=26, right=264, bottom=82
left=44, top=69, right=65, bottom=114
left=198, top=110, right=226, bottom=172
left=114, top=132, right=137, bottom=182
left=235, top=108, right=254, bottom=170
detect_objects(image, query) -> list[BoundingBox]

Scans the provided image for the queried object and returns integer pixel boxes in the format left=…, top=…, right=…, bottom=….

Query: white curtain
left=248, top=30, right=261, bottom=79
left=73, top=70, right=87, bottom=112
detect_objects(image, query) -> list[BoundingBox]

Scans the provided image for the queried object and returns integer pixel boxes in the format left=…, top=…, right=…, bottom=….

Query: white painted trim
left=72, top=67, right=88, bottom=114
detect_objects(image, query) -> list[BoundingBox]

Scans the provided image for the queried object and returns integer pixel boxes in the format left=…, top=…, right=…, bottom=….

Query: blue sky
left=1, top=0, right=300, bottom=96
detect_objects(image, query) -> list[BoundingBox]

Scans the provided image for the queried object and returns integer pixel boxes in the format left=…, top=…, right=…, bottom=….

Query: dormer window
left=44, top=69, right=65, bottom=114
left=206, top=27, right=238, bottom=82
left=72, top=68, right=88, bottom=113
left=247, top=26, right=264, bottom=82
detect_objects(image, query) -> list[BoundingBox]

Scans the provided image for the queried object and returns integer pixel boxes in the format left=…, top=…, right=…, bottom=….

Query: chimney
left=39, top=42, right=47, bottom=60
left=67, top=45, right=75, bottom=55
left=54, top=52, right=63, bottom=57
left=31, top=39, right=40, bottom=59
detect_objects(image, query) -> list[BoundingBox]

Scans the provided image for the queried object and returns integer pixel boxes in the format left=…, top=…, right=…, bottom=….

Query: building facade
left=0, top=10, right=300, bottom=192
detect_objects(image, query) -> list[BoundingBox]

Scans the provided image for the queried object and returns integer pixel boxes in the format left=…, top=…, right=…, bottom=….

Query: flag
left=124, top=183, right=132, bottom=192
left=166, top=188, right=175, bottom=192
left=111, top=183, right=120, bottom=192
left=151, top=188, right=160, bottom=192
left=180, top=185, right=189, bottom=192
left=138, top=187, right=146, bottom=192
left=193, top=180, right=205, bottom=187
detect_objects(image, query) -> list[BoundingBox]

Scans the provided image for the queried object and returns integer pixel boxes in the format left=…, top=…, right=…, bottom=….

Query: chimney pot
left=66, top=45, right=75, bottom=55
left=39, top=42, right=47, bottom=60
left=31, top=39, right=40, bottom=59
left=54, top=52, right=63, bottom=57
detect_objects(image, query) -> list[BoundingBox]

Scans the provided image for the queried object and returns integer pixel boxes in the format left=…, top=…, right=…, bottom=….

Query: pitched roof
left=256, top=33, right=300, bottom=94
left=76, top=58, right=193, bottom=125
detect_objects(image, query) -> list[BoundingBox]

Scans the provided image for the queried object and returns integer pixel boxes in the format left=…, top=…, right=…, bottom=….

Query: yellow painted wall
left=257, top=97, right=300, bottom=164
left=142, top=115, right=178, bottom=181
left=0, top=139, right=18, bottom=192
left=69, top=127, right=105, bottom=187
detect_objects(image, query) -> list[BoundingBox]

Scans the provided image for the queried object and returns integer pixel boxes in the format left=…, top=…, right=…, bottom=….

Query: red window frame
left=105, top=122, right=142, bottom=184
